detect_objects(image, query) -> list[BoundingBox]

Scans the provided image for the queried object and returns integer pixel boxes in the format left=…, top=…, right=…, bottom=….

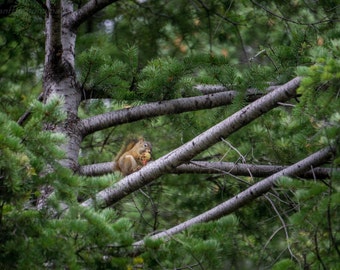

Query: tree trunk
left=43, top=0, right=82, bottom=171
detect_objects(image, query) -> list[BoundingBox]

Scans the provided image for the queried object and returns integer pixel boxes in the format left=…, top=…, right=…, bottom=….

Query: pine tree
left=0, top=0, right=339, bottom=268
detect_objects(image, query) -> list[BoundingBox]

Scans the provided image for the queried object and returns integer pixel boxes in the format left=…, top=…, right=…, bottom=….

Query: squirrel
left=113, top=137, right=152, bottom=176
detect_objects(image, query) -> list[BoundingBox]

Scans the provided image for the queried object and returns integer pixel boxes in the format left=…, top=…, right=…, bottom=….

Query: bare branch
left=132, top=146, right=335, bottom=249
left=80, top=77, right=301, bottom=208
left=80, top=91, right=237, bottom=137
left=194, top=84, right=229, bottom=94
left=80, top=161, right=113, bottom=176
left=175, top=161, right=336, bottom=180
left=69, top=0, right=119, bottom=30
left=80, top=82, right=289, bottom=137
left=79, top=160, right=335, bottom=180
left=264, top=194, right=299, bottom=262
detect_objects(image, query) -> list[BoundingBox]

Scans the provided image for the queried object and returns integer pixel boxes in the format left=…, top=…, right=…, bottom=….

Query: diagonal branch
left=69, top=0, right=120, bottom=30
left=78, top=160, right=335, bottom=180
left=80, top=77, right=301, bottom=208
left=132, top=145, right=335, bottom=248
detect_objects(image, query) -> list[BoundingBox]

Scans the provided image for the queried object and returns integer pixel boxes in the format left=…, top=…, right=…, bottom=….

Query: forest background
left=0, top=0, right=339, bottom=269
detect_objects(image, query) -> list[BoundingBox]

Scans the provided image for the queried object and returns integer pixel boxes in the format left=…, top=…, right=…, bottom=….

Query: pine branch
left=79, top=161, right=335, bottom=180
left=81, top=77, right=301, bottom=208
left=69, top=0, right=120, bottom=30
left=132, top=145, right=335, bottom=249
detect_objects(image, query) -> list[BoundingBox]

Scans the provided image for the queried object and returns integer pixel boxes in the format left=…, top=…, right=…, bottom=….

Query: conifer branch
left=79, top=160, right=335, bottom=180
left=132, top=145, right=335, bottom=249
left=81, top=77, right=302, bottom=208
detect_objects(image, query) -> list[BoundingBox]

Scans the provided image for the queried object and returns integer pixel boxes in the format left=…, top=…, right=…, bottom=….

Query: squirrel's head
left=138, top=139, right=152, bottom=154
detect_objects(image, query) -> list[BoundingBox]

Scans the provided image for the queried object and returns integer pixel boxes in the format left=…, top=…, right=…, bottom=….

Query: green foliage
left=1, top=0, right=339, bottom=269
left=0, top=97, right=134, bottom=269
left=138, top=57, right=192, bottom=100
left=287, top=181, right=339, bottom=269
left=77, top=46, right=134, bottom=100
left=0, top=2, right=43, bottom=120
left=142, top=216, right=238, bottom=269
left=295, top=39, right=340, bottom=150
left=272, top=259, right=298, bottom=270
left=0, top=97, right=65, bottom=205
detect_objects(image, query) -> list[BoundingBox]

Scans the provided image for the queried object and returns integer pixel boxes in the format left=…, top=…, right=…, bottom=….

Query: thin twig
left=221, top=138, right=246, bottom=163
left=264, top=193, right=300, bottom=265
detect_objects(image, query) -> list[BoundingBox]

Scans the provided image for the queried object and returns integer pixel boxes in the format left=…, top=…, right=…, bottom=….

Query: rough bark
left=43, top=0, right=81, bottom=170
left=81, top=77, right=301, bottom=208
left=132, top=145, right=335, bottom=248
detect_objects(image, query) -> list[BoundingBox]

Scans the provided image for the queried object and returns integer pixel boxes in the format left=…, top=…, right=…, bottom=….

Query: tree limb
left=80, top=77, right=301, bottom=208
left=80, top=91, right=237, bottom=137
left=79, top=160, right=335, bottom=180
left=69, top=0, right=120, bottom=30
left=132, top=145, right=335, bottom=249
left=80, top=83, right=289, bottom=137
